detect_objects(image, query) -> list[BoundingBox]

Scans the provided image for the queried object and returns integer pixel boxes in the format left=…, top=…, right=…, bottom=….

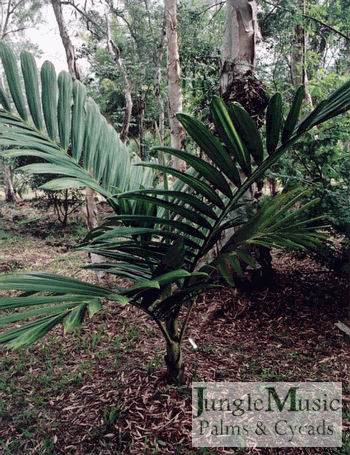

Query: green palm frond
left=83, top=85, right=350, bottom=290
left=0, top=43, right=152, bottom=204
left=0, top=273, right=124, bottom=349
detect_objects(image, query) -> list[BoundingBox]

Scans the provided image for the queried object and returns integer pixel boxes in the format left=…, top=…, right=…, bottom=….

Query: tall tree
left=220, top=0, right=260, bottom=93
left=290, top=0, right=313, bottom=104
left=64, top=0, right=133, bottom=144
left=164, top=0, right=185, bottom=171
left=105, top=11, right=132, bottom=144
left=51, top=0, right=80, bottom=81
left=219, top=0, right=267, bottom=129
left=50, top=0, right=103, bottom=277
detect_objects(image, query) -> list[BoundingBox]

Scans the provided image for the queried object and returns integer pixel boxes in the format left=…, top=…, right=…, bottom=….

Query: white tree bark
left=217, top=0, right=261, bottom=257
left=220, top=0, right=260, bottom=92
left=164, top=0, right=185, bottom=171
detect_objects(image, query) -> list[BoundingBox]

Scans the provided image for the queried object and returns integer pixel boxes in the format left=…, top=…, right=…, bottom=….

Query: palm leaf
left=0, top=43, right=28, bottom=121
left=177, top=112, right=241, bottom=187
left=266, top=93, right=282, bottom=154
left=41, top=61, right=58, bottom=141
left=211, top=97, right=251, bottom=176
left=57, top=71, right=72, bottom=151
left=20, top=52, right=43, bottom=131
left=229, top=102, right=264, bottom=165
left=281, top=86, right=305, bottom=143
left=0, top=45, right=152, bottom=212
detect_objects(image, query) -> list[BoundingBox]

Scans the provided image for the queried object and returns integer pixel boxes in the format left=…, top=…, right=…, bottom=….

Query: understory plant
left=0, top=44, right=350, bottom=383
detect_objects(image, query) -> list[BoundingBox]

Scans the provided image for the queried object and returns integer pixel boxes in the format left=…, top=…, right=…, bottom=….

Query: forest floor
left=0, top=199, right=349, bottom=455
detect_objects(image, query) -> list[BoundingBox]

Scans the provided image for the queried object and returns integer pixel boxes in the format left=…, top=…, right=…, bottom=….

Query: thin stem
left=179, top=296, right=197, bottom=345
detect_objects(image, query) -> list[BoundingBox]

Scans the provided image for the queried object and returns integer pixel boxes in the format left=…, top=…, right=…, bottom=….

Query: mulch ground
left=0, top=202, right=349, bottom=454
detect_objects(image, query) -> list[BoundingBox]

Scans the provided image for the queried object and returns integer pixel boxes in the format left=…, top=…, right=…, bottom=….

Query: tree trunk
left=138, top=95, right=145, bottom=159
left=106, top=14, right=132, bottom=144
left=164, top=0, right=185, bottom=172
left=2, top=160, right=17, bottom=203
left=218, top=1, right=272, bottom=280
left=291, top=0, right=313, bottom=104
left=220, top=0, right=260, bottom=92
left=51, top=0, right=103, bottom=278
left=155, top=21, right=165, bottom=151
left=51, top=0, right=81, bottom=81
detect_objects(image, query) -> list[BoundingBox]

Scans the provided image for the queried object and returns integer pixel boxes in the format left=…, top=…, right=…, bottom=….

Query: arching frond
left=0, top=43, right=153, bottom=203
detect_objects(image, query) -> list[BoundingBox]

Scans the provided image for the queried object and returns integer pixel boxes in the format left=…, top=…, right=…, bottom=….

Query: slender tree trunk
left=155, top=22, right=165, bottom=152
left=138, top=95, right=145, bottom=159
left=106, top=14, right=132, bottom=143
left=51, top=0, right=103, bottom=278
left=291, top=0, right=313, bottom=104
left=1, top=159, right=17, bottom=203
left=164, top=0, right=185, bottom=172
left=0, top=66, right=16, bottom=202
left=51, top=0, right=81, bottom=81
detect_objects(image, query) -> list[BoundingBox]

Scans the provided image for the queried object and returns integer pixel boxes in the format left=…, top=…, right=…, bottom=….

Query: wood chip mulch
left=0, top=250, right=349, bottom=454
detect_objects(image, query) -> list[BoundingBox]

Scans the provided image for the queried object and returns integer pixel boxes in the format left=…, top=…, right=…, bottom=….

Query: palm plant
left=1, top=45, right=350, bottom=383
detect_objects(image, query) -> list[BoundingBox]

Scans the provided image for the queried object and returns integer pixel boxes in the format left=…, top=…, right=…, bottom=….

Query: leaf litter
left=0, top=202, right=349, bottom=454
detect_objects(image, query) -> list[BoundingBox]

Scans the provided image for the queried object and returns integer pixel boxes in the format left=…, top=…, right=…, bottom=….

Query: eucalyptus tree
left=220, top=0, right=260, bottom=93
left=164, top=0, right=185, bottom=171
left=51, top=0, right=81, bottom=81
left=1, top=45, right=350, bottom=383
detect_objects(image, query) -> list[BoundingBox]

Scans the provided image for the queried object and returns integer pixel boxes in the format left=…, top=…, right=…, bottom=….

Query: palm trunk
left=164, top=317, right=184, bottom=384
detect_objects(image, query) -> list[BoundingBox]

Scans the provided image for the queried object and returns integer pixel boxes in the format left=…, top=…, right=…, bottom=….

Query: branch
left=303, top=14, right=350, bottom=42
left=194, top=1, right=225, bottom=17
left=9, top=0, right=26, bottom=16
left=262, top=0, right=350, bottom=42
left=2, top=0, right=12, bottom=40
left=2, top=26, right=28, bottom=38
left=62, top=0, right=107, bottom=40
